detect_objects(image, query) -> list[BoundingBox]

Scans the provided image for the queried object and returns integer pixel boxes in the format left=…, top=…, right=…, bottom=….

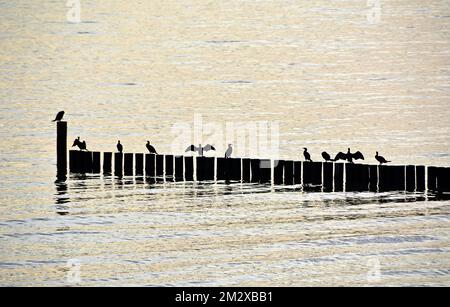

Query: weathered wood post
left=274, top=160, right=284, bottom=185
left=145, top=154, right=155, bottom=177
left=92, top=152, right=101, bottom=174
left=250, top=159, right=261, bottom=183
left=334, top=163, right=344, bottom=192
left=416, top=166, right=425, bottom=192
left=69, top=150, right=80, bottom=173
left=196, top=157, right=206, bottom=181
left=204, top=157, right=215, bottom=181
left=81, top=151, right=93, bottom=173
left=284, top=160, right=294, bottom=185
left=175, top=156, right=184, bottom=181
left=184, top=156, right=194, bottom=181
left=217, top=157, right=227, bottom=181
left=165, top=155, right=174, bottom=181
left=103, top=152, right=112, bottom=174
left=303, top=162, right=322, bottom=186
left=259, top=159, right=271, bottom=184
left=322, top=162, right=333, bottom=192
left=56, top=121, right=67, bottom=177
left=242, top=158, right=251, bottom=182
left=114, top=153, right=123, bottom=177
left=406, top=165, right=416, bottom=192
left=369, top=165, right=378, bottom=192
left=124, top=153, right=134, bottom=176
left=156, top=155, right=164, bottom=178
left=294, top=161, right=302, bottom=185
left=437, top=167, right=450, bottom=193
left=135, top=153, right=144, bottom=176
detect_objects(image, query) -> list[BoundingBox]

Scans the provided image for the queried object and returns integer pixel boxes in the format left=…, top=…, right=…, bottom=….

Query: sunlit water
left=0, top=1, right=450, bottom=286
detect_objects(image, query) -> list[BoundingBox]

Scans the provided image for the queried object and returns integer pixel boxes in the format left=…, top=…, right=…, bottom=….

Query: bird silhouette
left=53, top=111, right=65, bottom=122
left=185, top=144, right=216, bottom=156
left=146, top=141, right=158, bottom=154
left=333, top=148, right=364, bottom=163
left=117, top=141, right=123, bottom=153
left=72, top=137, right=81, bottom=148
left=225, top=144, right=233, bottom=159
left=375, top=152, right=391, bottom=165
left=321, top=151, right=332, bottom=162
left=303, top=148, right=313, bottom=162
left=79, top=141, right=87, bottom=151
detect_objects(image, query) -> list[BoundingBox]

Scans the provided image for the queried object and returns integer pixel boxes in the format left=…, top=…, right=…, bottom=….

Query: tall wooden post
left=56, top=121, right=67, bottom=178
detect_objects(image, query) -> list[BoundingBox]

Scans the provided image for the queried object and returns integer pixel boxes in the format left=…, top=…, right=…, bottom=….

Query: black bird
left=321, top=151, right=332, bottom=162
left=53, top=111, right=65, bottom=122
left=185, top=144, right=216, bottom=156
left=117, top=141, right=123, bottom=153
left=303, top=148, right=313, bottom=162
left=79, top=141, right=87, bottom=151
left=146, top=141, right=158, bottom=154
left=333, top=148, right=364, bottom=163
left=375, top=152, right=391, bottom=165
left=72, top=136, right=81, bottom=148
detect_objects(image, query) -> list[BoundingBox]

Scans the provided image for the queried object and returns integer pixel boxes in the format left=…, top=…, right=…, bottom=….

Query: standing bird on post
left=303, top=148, right=313, bottom=162
left=225, top=144, right=233, bottom=159
left=117, top=141, right=123, bottom=153
left=53, top=111, right=65, bottom=122
left=375, top=152, right=391, bottom=165
left=185, top=144, right=216, bottom=156
left=321, top=151, right=332, bottom=162
left=72, top=136, right=81, bottom=148
left=146, top=141, right=158, bottom=154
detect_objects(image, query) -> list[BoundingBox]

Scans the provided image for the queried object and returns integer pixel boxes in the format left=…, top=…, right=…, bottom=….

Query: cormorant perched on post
left=321, top=151, right=332, bottom=162
left=333, top=148, right=364, bottom=163
left=53, top=111, right=65, bottom=122
left=303, top=148, right=312, bottom=162
left=79, top=141, right=87, bottom=151
left=146, top=141, right=158, bottom=154
left=225, top=144, right=233, bottom=159
left=375, top=152, right=391, bottom=165
left=72, top=137, right=80, bottom=148
left=117, top=141, right=123, bottom=153
left=185, top=144, right=216, bottom=156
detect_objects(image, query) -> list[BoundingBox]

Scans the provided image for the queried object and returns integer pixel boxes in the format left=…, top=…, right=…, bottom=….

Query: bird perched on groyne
left=53, top=111, right=65, bottom=122
left=117, top=141, right=123, bottom=153
left=375, top=152, right=391, bottom=165
left=185, top=144, right=216, bottom=156
left=225, top=144, right=233, bottom=159
left=321, top=151, right=332, bottom=162
left=303, top=148, right=313, bottom=162
left=146, top=141, right=158, bottom=154
left=72, top=137, right=87, bottom=151
left=333, top=148, right=364, bottom=163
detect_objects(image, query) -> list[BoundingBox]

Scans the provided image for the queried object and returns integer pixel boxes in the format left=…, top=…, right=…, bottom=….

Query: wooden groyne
left=56, top=122, right=450, bottom=193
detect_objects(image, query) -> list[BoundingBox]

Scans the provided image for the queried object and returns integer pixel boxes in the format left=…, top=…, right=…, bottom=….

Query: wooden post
left=175, top=156, right=184, bottom=181
left=284, top=160, right=294, bottom=185
left=393, top=165, right=405, bottom=191
left=346, top=164, right=369, bottom=192
left=242, top=158, right=251, bottom=182
left=405, top=165, right=415, bottom=192
left=334, top=163, right=344, bottom=192
left=156, top=155, right=164, bottom=177
left=204, top=157, right=215, bottom=181
left=184, top=156, right=194, bottom=181
left=56, top=121, right=67, bottom=176
left=259, top=159, right=271, bottom=184
left=437, top=167, right=450, bottom=192
left=103, top=152, right=112, bottom=175
left=427, top=167, right=438, bottom=192
left=165, top=155, right=174, bottom=181
left=135, top=153, right=144, bottom=176
left=294, top=161, right=302, bottom=185
left=369, top=165, right=378, bottom=192
left=114, top=152, right=123, bottom=177
left=274, top=160, right=284, bottom=185
left=81, top=151, right=93, bottom=173
left=303, top=162, right=322, bottom=186
left=416, top=166, right=425, bottom=192
left=379, top=165, right=392, bottom=192
left=196, top=157, right=205, bottom=181
left=250, top=159, right=261, bottom=183
left=69, top=150, right=80, bottom=173
left=322, top=162, right=333, bottom=192
left=145, top=154, right=155, bottom=177
left=229, top=158, right=242, bottom=182
left=217, top=157, right=227, bottom=181
left=124, top=153, right=134, bottom=176
left=92, top=152, right=101, bottom=174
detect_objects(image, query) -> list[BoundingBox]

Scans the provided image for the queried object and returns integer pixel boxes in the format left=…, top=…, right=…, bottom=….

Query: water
left=0, top=0, right=450, bottom=286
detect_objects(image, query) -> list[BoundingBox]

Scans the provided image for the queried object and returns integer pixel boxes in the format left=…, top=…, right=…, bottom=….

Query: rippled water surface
left=1, top=0, right=450, bottom=286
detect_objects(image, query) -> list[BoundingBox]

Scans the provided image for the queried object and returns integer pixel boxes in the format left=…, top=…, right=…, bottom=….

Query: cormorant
left=185, top=144, right=216, bottom=156
left=303, top=148, right=312, bottom=162
left=53, top=111, right=65, bottom=122
left=375, top=152, right=390, bottom=165
left=72, top=137, right=80, bottom=148
left=117, top=141, right=123, bottom=153
left=321, top=151, right=332, bottom=162
left=79, top=141, right=87, bottom=151
left=146, top=141, right=158, bottom=154
left=225, top=144, right=233, bottom=159
left=333, top=148, right=364, bottom=163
